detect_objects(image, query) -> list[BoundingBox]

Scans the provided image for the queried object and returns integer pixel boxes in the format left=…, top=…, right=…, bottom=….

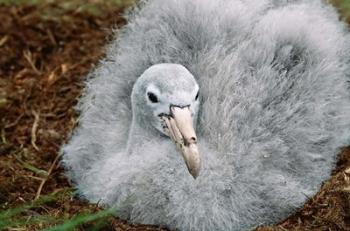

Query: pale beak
left=162, top=106, right=201, bottom=179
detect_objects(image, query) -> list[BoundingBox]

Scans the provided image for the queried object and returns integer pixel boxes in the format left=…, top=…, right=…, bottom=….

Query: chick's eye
left=195, top=91, right=199, bottom=100
left=147, top=92, right=159, bottom=103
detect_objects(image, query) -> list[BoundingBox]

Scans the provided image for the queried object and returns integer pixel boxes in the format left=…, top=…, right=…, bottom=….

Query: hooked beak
left=161, top=106, right=201, bottom=179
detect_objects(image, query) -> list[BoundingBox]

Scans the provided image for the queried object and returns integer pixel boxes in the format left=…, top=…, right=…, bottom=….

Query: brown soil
left=0, top=2, right=349, bottom=231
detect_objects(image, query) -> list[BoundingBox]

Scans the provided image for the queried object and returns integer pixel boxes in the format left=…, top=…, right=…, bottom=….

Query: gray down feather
left=61, top=0, right=350, bottom=230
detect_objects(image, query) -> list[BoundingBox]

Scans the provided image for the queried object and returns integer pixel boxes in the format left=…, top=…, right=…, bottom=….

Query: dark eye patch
left=147, top=92, right=159, bottom=103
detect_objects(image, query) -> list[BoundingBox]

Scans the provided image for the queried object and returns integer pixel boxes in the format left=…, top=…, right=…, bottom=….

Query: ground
left=0, top=1, right=350, bottom=230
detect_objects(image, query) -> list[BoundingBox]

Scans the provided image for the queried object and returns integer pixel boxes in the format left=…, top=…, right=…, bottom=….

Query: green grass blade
left=43, top=208, right=117, bottom=231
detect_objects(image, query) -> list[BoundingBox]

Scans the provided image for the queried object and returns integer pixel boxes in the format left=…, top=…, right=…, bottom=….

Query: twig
left=46, top=29, right=57, bottom=46
left=0, top=35, right=8, bottom=47
left=35, top=154, right=60, bottom=200
left=23, top=50, right=41, bottom=75
left=31, top=110, right=40, bottom=151
left=1, top=127, right=6, bottom=144
left=278, top=225, right=288, bottom=231
left=26, top=175, right=45, bottom=181
left=4, top=113, right=24, bottom=128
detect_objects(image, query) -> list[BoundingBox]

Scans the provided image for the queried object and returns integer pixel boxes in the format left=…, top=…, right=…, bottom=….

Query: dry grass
left=0, top=0, right=349, bottom=230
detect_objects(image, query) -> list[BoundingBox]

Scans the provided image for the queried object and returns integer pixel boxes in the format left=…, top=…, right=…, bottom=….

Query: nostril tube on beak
left=185, top=137, right=197, bottom=146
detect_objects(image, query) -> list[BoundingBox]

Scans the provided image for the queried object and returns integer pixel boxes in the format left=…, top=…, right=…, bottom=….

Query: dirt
left=0, top=2, right=349, bottom=231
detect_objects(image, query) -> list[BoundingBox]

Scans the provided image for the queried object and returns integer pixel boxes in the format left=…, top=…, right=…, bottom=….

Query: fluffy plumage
left=61, top=0, right=350, bottom=230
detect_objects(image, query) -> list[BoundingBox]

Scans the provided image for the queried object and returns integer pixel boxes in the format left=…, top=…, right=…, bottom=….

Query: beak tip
left=189, top=167, right=200, bottom=179
left=191, top=173, right=199, bottom=179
